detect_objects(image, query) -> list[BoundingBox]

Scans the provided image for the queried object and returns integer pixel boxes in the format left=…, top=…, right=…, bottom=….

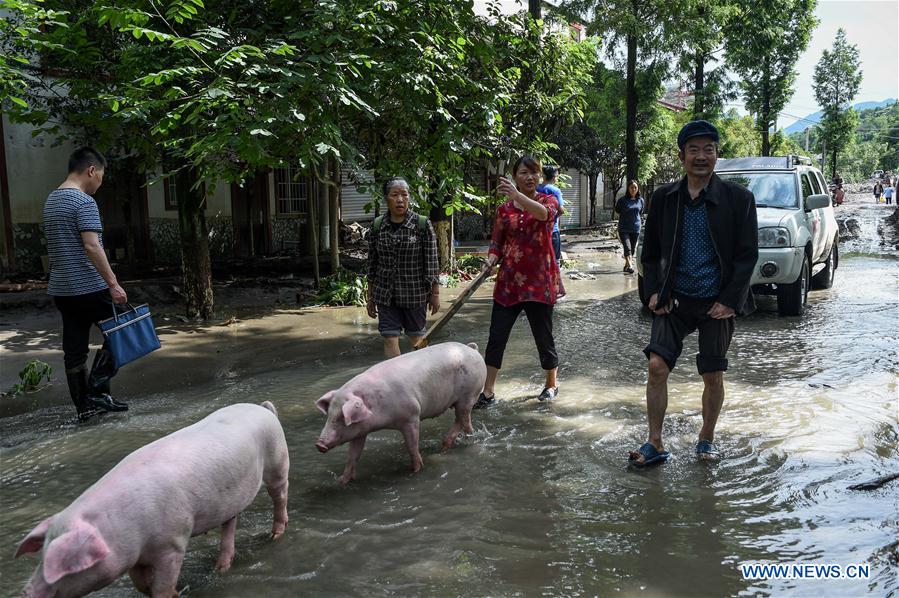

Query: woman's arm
left=498, top=177, right=549, bottom=220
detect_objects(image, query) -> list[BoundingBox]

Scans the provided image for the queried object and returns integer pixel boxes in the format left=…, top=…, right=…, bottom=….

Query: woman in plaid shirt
left=366, top=177, right=440, bottom=358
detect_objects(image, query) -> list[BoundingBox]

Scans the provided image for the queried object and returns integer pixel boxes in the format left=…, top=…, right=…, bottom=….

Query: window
left=800, top=174, right=813, bottom=200
left=718, top=172, right=798, bottom=209
left=163, top=177, right=178, bottom=211
left=274, top=166, right=308, bottom=216
left=808, top=171, right=822, bottom=195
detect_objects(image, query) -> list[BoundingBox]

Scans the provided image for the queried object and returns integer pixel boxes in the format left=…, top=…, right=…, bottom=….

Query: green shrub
left=4, top=360, right=53, bottom=397
left=456, top=253, right=486, bottom=274
left=313, top=269, right=369, bottom=307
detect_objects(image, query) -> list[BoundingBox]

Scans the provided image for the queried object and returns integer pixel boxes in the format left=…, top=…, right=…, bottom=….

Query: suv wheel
left=777, top=256, right=810, bottom=316
left=811, top=238, right=838, bottom=289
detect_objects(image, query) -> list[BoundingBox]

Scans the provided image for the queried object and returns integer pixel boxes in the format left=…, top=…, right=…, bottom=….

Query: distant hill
left=783, top=99, right=897, bottom=134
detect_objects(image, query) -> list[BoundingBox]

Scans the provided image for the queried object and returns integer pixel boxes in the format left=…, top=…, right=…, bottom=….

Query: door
left=231, top=172, right=271, bottom=257
left=800, top=173, right=824, bottom=262
left=93, top=168, right=151, bottom=263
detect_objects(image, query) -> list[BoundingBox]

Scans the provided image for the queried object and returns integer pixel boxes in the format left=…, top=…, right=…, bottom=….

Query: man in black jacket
left=629, top=120, right=758, bottom=466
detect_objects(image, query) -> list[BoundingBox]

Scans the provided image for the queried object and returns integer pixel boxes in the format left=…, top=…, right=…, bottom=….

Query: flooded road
left=1, top=201, right=897, bottom=596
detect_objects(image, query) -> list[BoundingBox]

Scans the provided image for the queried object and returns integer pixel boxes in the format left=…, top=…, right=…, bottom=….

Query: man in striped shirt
left=44, top=147, right=129, bottom=420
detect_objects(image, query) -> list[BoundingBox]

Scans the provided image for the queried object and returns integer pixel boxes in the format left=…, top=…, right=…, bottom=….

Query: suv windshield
left=718, top=172, right=798, bottom=209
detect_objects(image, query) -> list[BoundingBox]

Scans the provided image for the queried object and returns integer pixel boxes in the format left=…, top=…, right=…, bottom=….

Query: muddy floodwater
left=1, top=200, right=897, bottom=596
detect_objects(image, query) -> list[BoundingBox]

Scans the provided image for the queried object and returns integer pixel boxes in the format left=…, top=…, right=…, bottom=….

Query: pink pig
left=15, top=401, right=289, bottom=598
left=315, top=341, right=486, bottom=484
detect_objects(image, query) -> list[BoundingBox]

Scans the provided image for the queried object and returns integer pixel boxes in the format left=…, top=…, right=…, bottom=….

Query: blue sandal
left=628, top=442, right=670, bottom=467
left=696, top=439, right=719, bottom=460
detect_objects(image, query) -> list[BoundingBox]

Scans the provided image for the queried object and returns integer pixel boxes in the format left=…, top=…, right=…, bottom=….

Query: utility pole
left=805, top=127, right=810, bottom=152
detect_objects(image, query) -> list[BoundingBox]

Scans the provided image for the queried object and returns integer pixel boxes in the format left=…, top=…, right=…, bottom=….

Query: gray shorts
left=378, top=304, right=427, bottom=338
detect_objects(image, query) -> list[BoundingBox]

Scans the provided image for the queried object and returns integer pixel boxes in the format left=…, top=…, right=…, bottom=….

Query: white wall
left=3, top=114, right=77, bottom=223
left=146, top=173, right=233, bottom=219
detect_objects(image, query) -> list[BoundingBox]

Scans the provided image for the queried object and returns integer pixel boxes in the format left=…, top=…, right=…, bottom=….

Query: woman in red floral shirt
left=474, top=156, right=565, bottom=408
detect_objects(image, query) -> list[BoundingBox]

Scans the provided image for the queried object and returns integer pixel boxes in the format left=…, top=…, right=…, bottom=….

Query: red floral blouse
left=488, top=193, right=565, bottom=306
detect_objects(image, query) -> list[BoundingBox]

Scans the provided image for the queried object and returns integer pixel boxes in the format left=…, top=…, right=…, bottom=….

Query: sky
left=474, top=0, right=899, bottom=129
left=778, top=0, right=899, bottom=129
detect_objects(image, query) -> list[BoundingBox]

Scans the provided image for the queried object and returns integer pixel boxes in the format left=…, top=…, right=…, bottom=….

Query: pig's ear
left=315, top=390, right=336, bottom=415
left=42, top=521, right=110, bottom=584
left=342, top=396, right=373, bottom=426
left=14, top=516, right=53, bottom=558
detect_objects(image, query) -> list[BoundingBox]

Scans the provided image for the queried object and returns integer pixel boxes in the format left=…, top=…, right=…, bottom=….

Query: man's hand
left=647, top=293, right=671, bottom=315
left=366, top=299, right=377, bottom=319
left=428, top=292, right=440, bottom=315
left=110, top=283, right=127, bottom=304
left=706, top=302, right=735, bottom=319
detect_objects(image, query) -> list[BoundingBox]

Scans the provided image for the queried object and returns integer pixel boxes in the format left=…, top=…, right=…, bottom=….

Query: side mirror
left=805, top=193, right=830, bottom=211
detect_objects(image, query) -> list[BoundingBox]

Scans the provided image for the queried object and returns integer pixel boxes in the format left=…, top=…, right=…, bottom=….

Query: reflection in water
left=1, top=252, right=897, bottom=596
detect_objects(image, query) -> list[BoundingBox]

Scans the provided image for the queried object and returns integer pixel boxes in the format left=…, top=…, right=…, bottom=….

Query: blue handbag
left=97, top=303, right=161, bottom=368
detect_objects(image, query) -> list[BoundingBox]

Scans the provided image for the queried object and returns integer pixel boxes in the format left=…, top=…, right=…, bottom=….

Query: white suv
left=637, top=156, right=839, bottom=316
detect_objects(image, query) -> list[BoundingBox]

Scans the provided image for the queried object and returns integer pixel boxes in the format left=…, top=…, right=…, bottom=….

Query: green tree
left=0, top=0, right=71, bottom=111
left=6, top=0, right=381, bottom=314
left=561, top=0, right=680, bottom=182
left=813, top=28, right=863, bottom=177
left=677, top=0, right=740, bottom=120
left=727, top=0, right=817, bottom=156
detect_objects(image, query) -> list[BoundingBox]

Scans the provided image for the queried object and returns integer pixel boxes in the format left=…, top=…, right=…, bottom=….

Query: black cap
left=677, top=120, right=719, bottom=149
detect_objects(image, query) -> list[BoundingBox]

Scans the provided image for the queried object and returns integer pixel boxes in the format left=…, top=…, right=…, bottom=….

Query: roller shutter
left=340, top=168, right=375, bottom=222
left=558, top=169, right=582, bottom=229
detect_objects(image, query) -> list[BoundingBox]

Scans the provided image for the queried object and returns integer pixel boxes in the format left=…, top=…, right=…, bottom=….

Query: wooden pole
left=414, top=266, right=492, bottom=349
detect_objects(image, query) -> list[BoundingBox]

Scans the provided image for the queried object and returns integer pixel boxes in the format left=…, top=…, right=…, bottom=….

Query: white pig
left=315, top=341, right=486, bottom=484
left=14, top=401, right=289, bottom=598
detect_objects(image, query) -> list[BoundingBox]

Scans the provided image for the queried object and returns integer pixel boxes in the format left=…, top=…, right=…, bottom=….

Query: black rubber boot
left=87, top=348, right=128, bottom=412
left=65, top=366, right=100, bottom=421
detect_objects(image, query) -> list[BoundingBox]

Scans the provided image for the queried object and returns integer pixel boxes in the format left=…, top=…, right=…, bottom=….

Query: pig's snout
left=315, top=440, right=330, bottom=453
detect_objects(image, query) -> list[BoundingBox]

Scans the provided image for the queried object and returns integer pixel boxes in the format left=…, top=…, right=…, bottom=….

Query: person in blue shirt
left=537, top=166, right=565, bottom=261
left=615, top=180, right=645, bottom=273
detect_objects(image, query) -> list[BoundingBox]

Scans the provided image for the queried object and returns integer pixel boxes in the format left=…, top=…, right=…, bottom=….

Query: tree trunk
left=434, top=219, right=453, bottom=271
left=329, top=161, right=340, bottom=272
left=175, top=167, right=213, bottom=319
left=429, top=194, right=454, bottom=272
left=588, top=172, right=598, bottom=225
left=625, top=32, right=638, bottom=182
left=761, top=58, right=771, bottom=157
left=309, top=179, right=320, bottom=287
left=694, top=50, right=705, bottom=119
left=831, top=148, right=838, bottom=179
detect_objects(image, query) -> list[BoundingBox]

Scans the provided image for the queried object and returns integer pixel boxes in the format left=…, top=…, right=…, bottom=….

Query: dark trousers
left=619, top=231, right=638, bottom=257
left=54, top=290, right=118, bottom=394
left=643, top=295, right=734, bottom=374
left=485, top=301, right=558, bottom=370
left=551, top=230, right=562, bottom=262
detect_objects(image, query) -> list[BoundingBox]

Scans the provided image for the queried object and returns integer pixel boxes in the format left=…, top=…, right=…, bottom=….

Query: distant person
left=884, top=182, right=894, bottom=205
left=44, top=147, right=129, bottom=421
left=537, top=165, right=566, bottom=262
left=832, top=173, right=843, bottom=188
left=366, top=177, right=440, bottom=358
left=873, top=180, right=884, bottom=203
left=615, top=180, right=645, bottom=274
left=476, top=155, right=564, bottom=408
left=632, top=120, right=758, bottom=467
